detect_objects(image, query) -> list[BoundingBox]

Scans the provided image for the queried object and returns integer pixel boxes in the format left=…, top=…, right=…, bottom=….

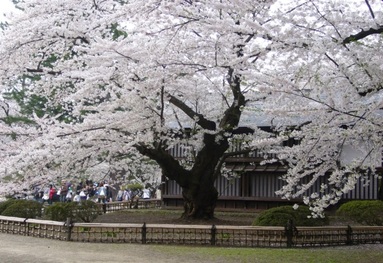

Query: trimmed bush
left=1, top=200, right=43, bottom=219
left=75, top=201, right=101, bottom=222
left=253, top=205, right=329, bottom=226
left=0, top=199, right=20, bottom=214
left=44, top=201, right=100, bottom=222
left=336, top=200, right=383, bottom=226
left=44, top=202, right=76, bottom=221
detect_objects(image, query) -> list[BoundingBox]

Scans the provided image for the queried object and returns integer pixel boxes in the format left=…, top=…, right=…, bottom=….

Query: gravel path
left=1, top=232, right=382, bottom=263
left=0, top=233, right=204, bottom=263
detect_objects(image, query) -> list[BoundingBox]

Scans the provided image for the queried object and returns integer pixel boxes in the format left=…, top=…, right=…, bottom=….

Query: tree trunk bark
left=181, top=174, right=218, bottom=219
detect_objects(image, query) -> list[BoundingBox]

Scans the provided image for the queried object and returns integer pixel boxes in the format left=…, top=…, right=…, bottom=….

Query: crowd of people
left=33, top=179, right=148, bottom=205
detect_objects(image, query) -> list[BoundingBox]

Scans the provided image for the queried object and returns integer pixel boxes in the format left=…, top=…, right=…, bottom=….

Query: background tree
left=258, top=0, right=383, bottom=216
left=0, top=0, right=382, bottom=218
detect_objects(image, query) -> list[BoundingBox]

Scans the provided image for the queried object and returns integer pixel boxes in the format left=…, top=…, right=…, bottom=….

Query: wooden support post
left=65, top=217, right=73, bottom=241
left=142, top=223, right=147, bottom=244
left=211, top=225, right=217, bottom=245
left=285, top=219, right=297, bottom=248
left=23, top=218, right=29, bottom=236
left=346, top=225, right=353, bottom=245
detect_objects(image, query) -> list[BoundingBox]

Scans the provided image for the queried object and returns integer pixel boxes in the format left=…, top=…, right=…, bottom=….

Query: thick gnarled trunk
left=181, top=178, right=218, bottom=219
left=135, top=67, right=244, bottom=220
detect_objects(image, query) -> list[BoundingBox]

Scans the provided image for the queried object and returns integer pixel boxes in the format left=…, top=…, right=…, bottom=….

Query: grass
left=96, top=208, right=383, bottom=262
left=99, top=207, right=367, bottom=226
left=122, top=209, right=382, bottom=262
left=153, top=245, right=383, bottom=263
left=95, top=208, right=258, bottom=225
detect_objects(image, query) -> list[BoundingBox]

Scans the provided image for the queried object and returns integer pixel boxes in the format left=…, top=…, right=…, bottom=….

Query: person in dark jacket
left=59, top=180, right=68, bottom=202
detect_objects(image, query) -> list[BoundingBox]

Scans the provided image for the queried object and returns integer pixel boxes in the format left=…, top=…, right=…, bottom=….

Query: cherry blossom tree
left=0, top=0, right=382, bottom=218
left=259, top=0, right=383, bottom=216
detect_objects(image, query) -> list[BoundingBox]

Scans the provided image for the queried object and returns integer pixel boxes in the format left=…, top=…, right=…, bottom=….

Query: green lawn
left=154, top=244, right=383, bottom=263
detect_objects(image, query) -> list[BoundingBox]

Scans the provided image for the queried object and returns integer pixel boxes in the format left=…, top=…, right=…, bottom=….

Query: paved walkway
left=0, top=233, right=199, bottom=263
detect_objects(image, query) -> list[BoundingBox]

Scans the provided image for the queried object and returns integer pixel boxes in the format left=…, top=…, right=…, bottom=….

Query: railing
left=0, top=216, right=68, bottom=241
left=95, top=199, right=162, bottom=213
left=0, top=215, right=382, bottom=247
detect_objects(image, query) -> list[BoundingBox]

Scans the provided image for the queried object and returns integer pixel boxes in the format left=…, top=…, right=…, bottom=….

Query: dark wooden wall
left=162, top=172, right=380, bottom=210
left=163, top=141, right=382, bottom=210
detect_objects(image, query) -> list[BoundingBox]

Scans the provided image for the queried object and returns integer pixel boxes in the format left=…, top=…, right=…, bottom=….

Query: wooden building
left=161, top=139, right=382, bottom=211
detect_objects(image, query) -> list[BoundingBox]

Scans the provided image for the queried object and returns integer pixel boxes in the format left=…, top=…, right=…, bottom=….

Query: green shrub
left=44, top=201, right=100, bottom=222
left=44, top=202, right=76, bottom=221
left=75, top=201, right=100, bottom=222
left=253, top=205, right=329, bottom=226
left=1, top=200, right=43, bottom=219
left=336, top=200, right=383, bottom=226
left=0, top=199, right=20, bottom=214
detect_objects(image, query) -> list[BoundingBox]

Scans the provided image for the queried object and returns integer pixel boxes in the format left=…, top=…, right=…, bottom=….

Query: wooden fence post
left=285, top=219, right=297, bottom=248
left=211, top=225, right=217, bottom=245
left=142, top=223, right=147, bottom=244
left=24, top=218, right=29, bottom=236
left=65, top=217, right=73, bottom=241
left=346, top=225, right=353, bottom=245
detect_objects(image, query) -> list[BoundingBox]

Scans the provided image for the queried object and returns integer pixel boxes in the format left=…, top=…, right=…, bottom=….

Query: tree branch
left=134, top=142, right=189, bottom=187
left=364, top=0, right=375, bottom=19
left=342, top=26, right=383, bottom=44
left=56, top=126, right=107, bottom=137
left=219, top=68, right=246, bottom=130
left=168, top=95, right=216, bottom=130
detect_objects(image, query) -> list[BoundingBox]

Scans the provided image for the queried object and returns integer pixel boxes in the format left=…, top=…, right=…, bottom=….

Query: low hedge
left=1, top=199, right=43, bottom=219
left=336, top=200, right=383, bottom=226
left=253, top=205, right=329, bottom=226
left=0, top=199, right=20, bottom=214
left=44, top=201, right=100, bottom=222
left=75, top=201, right=101, bottom=222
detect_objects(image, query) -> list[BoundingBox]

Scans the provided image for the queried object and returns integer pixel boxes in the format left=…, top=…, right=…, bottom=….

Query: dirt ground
left=0, top=233, right=218, bottom=263
left=92, top=208, right=360, bottom=227
left=1, top=232, right=382, bottom=263
left=93, top=209, right=256, bottom=225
